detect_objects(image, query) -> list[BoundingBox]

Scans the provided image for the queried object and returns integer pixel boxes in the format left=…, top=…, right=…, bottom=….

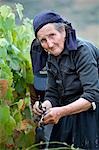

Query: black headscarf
left=30, top=39, right=48, bottom=74
left=33, top=10, right=65, bottom=37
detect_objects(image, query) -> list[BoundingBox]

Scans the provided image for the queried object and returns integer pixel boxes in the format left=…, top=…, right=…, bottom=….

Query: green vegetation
left=0, top=3, right=34, bottom=100
left=0, top=3, right=36, bottom=149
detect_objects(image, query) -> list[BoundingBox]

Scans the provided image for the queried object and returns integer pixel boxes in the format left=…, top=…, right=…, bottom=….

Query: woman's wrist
left=42, top=100, right=52, bottom=110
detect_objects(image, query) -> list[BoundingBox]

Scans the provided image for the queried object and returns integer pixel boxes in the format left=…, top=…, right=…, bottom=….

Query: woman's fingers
left=42, top=107, right=60, bottom=124
left=33, top=101, right=43, bottom=115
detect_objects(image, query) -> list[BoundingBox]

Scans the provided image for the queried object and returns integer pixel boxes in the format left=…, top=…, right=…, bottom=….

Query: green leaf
left=0, top=47, right=7, bottom=59
left=12, top=44, right=20, bottom=54
left=15, top=78, right=26, bottom=94
left=0, top=38, right=9, bottom=47
left=0, top=105, right=10, bottom=123
left=15, top=3, right=24, bottom=20
left=0, top=5, right=12, bottom=19
left=4, top=17, right=15, bottom=31
left=14, top=111, right=22, bottom=124
left=6, top=116, right=16, bottom=136
left=9, top=58, right=21, bottom=71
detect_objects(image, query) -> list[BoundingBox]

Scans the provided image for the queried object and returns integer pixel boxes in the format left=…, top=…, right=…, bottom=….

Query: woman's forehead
left=37, top=24, right=56, bottom=37
left=39, top=23, right=55, bottom=31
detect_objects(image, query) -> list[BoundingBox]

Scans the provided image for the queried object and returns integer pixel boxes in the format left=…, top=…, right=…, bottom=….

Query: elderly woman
left=32, top=10, right=99, bottom=149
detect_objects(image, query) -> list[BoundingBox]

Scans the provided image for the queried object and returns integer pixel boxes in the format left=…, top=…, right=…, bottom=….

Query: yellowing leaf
left=18, top=99, right=25, bottom=111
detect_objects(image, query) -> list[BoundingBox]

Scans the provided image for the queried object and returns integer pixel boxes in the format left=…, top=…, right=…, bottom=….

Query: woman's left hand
left=42, top=107, right=63, bottom=124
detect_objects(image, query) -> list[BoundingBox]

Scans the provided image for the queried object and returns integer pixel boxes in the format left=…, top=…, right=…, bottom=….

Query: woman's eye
left=40, top=39, right=46, bottom=44
left=49, top=34, right=55, bottom=38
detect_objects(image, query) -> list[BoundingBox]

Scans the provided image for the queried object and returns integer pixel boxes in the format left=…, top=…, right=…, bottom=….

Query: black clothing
left=30, top=38, right=48, bottom=73
left=44, top=39, right=99, bottom=149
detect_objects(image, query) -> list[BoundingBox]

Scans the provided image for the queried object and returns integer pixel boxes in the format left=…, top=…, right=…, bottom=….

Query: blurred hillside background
left=0, top=0, right=99, bottom=47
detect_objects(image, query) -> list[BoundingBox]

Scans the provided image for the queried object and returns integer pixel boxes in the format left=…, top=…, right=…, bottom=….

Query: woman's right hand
left=33, top=100, right=52, bottom=125
left=33, top=101, right=43, bottom=116
left=33, top=100, right=52, bottom=115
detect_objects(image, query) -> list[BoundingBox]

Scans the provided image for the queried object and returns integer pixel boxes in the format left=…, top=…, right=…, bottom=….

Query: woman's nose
left=47, top=39, right=53, bottom=48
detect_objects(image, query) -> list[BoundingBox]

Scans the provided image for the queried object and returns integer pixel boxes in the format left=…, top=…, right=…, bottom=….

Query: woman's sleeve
left=75, top=44, right=99, bottom=103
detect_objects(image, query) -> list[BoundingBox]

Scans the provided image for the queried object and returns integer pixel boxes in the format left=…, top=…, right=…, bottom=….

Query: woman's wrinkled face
left=37, top=23, right=66, bottom=56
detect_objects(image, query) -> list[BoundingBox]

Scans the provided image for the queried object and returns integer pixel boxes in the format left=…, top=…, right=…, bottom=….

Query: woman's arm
left=43, top=43, right=99, bottom=124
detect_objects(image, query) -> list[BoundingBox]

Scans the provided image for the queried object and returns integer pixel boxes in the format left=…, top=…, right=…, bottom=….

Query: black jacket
left=45, top=39, right=99, bottom=106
